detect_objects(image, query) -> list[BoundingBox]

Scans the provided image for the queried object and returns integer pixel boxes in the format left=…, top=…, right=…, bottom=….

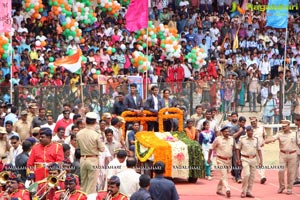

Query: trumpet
left=33, top=171, right=66, bottom=200
left=103, top=191, right=112, bottom=200
left=60, top=188, right=70, bottom=200
left=1, top=187, right=10, bottom=200
left=0, top=172, right=9, bottom=185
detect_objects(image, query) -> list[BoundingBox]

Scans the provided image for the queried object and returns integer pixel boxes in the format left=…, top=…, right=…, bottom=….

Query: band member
left=265, top=120, right=298, bottom=195
left=96, top=176, right=128, bottom=200
left=35, top=163, right=65, bottom=200
left=236, top=126, right=263, bottom=198
left=27, top=128, right=64, bottom=181
left=0, top=173, right=30, bottom=200
left=54, top=174, right=87, bottom=200
left=208, top=126, right=235, bottom=198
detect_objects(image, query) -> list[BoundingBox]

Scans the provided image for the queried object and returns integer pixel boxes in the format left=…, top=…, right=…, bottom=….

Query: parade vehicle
left=121, top=107, right=205, bottom=183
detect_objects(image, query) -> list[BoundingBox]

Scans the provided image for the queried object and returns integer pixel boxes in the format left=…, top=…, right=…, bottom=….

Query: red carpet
left=175, top=169, right=300, bottom=200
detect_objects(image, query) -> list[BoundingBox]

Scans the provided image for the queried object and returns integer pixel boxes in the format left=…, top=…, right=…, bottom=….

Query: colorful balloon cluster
left=156, top=24, right=178, bottom=40
left=0, top=34, right=10, bottom=60
left=118, top=0, right=130, bottom=7
left=73, top=1, right=97, bottom=25
left=185, top=47, right=208, bottom=69
left=62, top=17, right=84, bottom=43
left=98, top=0, right=121, bottom=17
left=230, top=2, right=246, bottom=18
left=23, top=0, right=44, bottom=19
left=48, top=0, right=72, bottom=16
left=160, top=36, right=181, bottom=58
left=131, top=51, right=150, bottom=73
left=134, top=22, right=158, bottom=49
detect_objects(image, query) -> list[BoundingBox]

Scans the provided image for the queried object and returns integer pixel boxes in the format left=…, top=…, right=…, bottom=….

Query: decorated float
left=121, top=107, right=205, bottom=183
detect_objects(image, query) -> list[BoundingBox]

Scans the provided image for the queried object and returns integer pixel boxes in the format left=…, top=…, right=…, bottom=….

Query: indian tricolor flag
left=54, top=49, right=82, bottom=73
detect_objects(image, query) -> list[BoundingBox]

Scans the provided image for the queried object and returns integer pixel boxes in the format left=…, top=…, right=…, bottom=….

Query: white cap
left=86, top=112, right=98, bottom=119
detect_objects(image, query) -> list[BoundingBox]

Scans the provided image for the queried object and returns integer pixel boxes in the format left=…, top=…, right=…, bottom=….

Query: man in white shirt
left=209, top=23, right=220, bottom=43
left=7, top=135, right=22, bottom=166
left=40, top=115, right=56, bottom=132
left=259, top=55, right=271, bottom=81
left=117, top=157, right=140, bottom=198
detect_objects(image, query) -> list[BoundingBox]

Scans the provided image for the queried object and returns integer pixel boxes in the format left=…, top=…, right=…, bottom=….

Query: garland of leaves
left=135, top=140, right=154, bottom=162
left=171, top=131, right=205, bottom=178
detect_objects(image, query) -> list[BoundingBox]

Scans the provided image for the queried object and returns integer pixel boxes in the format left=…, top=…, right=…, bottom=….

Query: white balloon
left=68, top=36, right=73, bottom=41
left=120, top=44, right=126, bottom=50
left=71, top=26, right=76, bottom=31
left=35, top=40, right=41, bottom=46
left=91, top=68, right=96, bottom=74
left=66, top=17, right=71, bottom=24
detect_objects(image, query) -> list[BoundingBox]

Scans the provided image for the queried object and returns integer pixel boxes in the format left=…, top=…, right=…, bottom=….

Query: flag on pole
left=125, top=0, right=148, bottom=32
left=233, top=29, right=239, bottom=50
left=266, top=0, right=289, bottom=28
left=0, top=0, right=12, bottom=32
left=221, top=33, right=229, bottom=52
left=54, top=49, right=82, bottom=73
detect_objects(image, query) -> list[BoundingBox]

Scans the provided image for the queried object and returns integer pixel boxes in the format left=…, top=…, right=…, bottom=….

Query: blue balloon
left=230, top=11, right=240, bottom=18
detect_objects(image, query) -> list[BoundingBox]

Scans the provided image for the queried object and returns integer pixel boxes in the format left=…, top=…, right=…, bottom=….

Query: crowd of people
left=0, top=0, right=300, bottom=199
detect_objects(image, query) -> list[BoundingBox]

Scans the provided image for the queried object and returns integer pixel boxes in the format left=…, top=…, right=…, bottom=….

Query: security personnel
left=293, top=114, right=300, bottom=185
left=208, top=126, right=235, bottom=198
left=265, top=120, right=298, bottom=195
left=236, top=126, right=263, bottom=198
left=0, top=173, right=30, bottom=199
left=27, top=128, right=64, bottom=181
left=96, top=176, right=128, bottom=200
left=54, top=174, right=87, bottom=200
left=34, top=163, right=65, bottom=200
left=76, top=112, right=105, bottom=194
left=249, top=116, right=267, bottom=184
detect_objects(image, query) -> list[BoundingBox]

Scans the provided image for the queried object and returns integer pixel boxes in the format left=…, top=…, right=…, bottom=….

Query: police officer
left=76, top=112, right=105, bottom=194
left=208, top=126, right=235, bottom=198
left=236, top=126, right=263, bottom=198
left=265, top=120, right=298, bottom=195
left=249, top=116, right=267, bottom=184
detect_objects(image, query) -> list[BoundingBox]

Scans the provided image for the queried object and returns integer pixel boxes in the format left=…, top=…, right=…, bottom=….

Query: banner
left=0, top=0, right=11, bottom=32
left=125, top=0, right=148, bottom=32
left=266, top=0, right=289, bottom=28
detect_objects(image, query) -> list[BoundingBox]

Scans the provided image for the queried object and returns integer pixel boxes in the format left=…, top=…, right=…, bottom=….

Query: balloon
left=230, top=2, right=237, bottom=12
left=49, top=57, right=54, bottom=62
left=35, top=40, right=41, bottom=46
left=96, top=70, right=100, bottom=75
left=91, top=68, right=96, bottom=74
left=230, top=11, right=240, bottom=18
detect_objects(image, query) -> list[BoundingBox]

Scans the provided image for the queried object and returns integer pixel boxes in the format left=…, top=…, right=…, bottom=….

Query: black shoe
left=293, top=180, right=300, bottom=185
left=260, top=177, right=267, bottom=184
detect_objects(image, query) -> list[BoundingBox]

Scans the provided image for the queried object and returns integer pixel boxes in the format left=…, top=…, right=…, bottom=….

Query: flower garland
left=158, top=107, right=184, bottom=132
left=135, top=131, right=172, bottom=177
left=121, top=110, right=157, bottom=140
left=171, top=131, right=205, bottom=178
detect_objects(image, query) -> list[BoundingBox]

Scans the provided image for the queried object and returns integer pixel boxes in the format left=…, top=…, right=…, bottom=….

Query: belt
left=241, top=154, right=256, bottom=159
left=81, top=155, right=98, bottom=158
left=217, top=155, right=232, bottom=161
left=1, top=156, right=7, bottom=160
left=280, top=150, right=296, bottom=154
left=34, top=163, right=48, bottom=168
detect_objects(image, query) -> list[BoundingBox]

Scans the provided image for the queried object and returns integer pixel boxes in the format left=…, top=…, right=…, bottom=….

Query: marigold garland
left=135, top=141, right=154, bottom=162
left=158, top=108, right=184, bottom=132
left=135, top=131, right=172, bottom=177
left=121, top=110, right=157, bottom=140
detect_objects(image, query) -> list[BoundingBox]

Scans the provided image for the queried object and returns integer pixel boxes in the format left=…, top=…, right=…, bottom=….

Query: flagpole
left=9, top=32, right=13, bottom=104
left=80, top=72, right=84, bottom=108
left=282, top=27, right=288, bottom=116
left=145, top=27, right=149, bottom=99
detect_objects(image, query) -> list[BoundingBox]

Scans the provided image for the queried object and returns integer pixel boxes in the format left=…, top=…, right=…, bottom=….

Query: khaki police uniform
left=273, top=129, right=298, bottom=193
left=211, top=135, right=235, bottom=193
left=236, top=135, right=261, bottom=195
left=76, top=113, right=105, bottom=195
left=253, top=125, right=266, bottom=180
left=295, top=128, right=300, bottom=183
